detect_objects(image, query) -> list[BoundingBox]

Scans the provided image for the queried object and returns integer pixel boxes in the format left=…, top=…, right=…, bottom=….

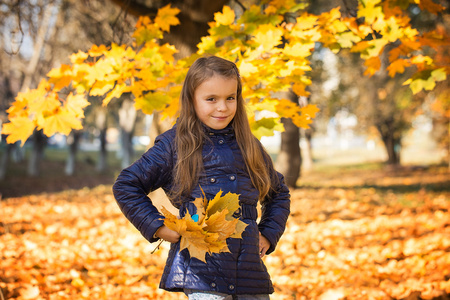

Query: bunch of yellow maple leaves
left=161, top=190, right=248, bottom=263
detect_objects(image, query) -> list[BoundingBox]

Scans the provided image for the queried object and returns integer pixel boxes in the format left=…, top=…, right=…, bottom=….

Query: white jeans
left=184, top=289, right=270, bottom=300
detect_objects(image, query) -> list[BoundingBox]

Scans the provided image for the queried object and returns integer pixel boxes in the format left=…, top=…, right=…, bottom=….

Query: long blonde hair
left=172, top=56, right=277, bottom=203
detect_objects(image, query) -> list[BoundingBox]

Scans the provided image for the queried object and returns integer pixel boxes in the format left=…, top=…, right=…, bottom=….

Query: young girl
left=113, top=56, right=290, bottom=299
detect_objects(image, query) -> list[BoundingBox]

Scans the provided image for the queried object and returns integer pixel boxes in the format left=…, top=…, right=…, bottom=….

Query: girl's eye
left=206, top=97, right=215, bottom=101
left=227, top=96, right=236, bottom=100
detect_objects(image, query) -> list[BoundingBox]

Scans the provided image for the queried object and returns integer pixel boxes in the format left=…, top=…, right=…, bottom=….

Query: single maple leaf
left=1, top=116, right=36, bottom=145
left=214, top=6, right=235, bottom=26
left=154, top=4, right=180, bottom=32
left=206, top=191, right=241, bottom=220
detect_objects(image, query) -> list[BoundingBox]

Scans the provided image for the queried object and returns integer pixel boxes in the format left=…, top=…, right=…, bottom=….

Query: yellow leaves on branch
left=1, top=5, right=181, bottom=144
left=161, top=190, right=248, bottom=263
left=275, top=99, right=320, bottom=129
left=3, top=0, right=449, bottom=143
left=2, top=80, right=88, bottom=145
left=403, top=68, right=447, bottom=94
left=345, top=0, right=449, bottom=95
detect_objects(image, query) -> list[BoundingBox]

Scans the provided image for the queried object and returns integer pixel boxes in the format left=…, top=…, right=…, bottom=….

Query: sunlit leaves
left=336, top=31, right=361, bottom=48
left=154, top=4, right=180, bottom=32
left=39, top=109, right=83, bottom=137
left=1, top=79, right=89, bottom=144
left=364, top=56, right=382, bottom=76
left=162, top=190, right=247, bottom=263
left=348, top=0, right=448, bottom=97
left=358, top=0, right=383, bottom=24
left=134, top=92, right=171, bottom=115
left=47, top=64, right=73, bottom=90
left=1, top=116, right=35, bottom=145
left=133, top=17, right=162, bottom=46
left=387, top=58, right=411, bottom=77
left=403, top=68, right=447, bottom=94
left=283, top=43, right=314, bottom=58
left=1, top=8, right=182, bottom=144
left=214, top=5, right=235, bottom=26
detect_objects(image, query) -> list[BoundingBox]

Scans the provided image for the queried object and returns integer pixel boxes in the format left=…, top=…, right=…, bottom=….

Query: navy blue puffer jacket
left=112, top=125, right=290, bottom=295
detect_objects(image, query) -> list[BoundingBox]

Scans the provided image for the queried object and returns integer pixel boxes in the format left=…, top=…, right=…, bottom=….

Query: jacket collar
left=202, top=123, right=235, bottom=136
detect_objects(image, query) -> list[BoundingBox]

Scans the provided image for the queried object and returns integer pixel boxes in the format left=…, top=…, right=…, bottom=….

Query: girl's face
left=193, top=75, right=237, bottom=130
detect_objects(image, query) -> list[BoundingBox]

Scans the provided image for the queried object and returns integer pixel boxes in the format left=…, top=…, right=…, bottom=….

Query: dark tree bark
left=376, top=119, right=401, bottom=165
left=27, top=130, right=47, bottom=176
left=275, top=91, right=302, bottom=188
left=0, top=143, right=14, bottom=180
left=65, top=130, right=82, bottom=175
left=95, top=108, right=108, bottom=173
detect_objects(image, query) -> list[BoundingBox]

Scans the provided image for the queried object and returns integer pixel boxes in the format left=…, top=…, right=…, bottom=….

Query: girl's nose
left=217, top=100, right=228, bottom=112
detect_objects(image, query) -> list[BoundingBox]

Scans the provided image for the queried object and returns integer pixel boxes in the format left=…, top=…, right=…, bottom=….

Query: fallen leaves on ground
left=0, top=167, right=449, bottom=299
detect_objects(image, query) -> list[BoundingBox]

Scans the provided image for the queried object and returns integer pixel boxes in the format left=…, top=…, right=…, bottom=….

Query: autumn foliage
left=1, top=167, right=449, bottom=299
left=2, top=0, right=448, bottom=144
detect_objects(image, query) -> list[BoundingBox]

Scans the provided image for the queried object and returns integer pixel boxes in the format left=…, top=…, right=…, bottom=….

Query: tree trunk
left=275, top=91, right=302, bottom=188
left=118, top=98, right=137, bottom=169
left=97, top=127, right=108, bottom=172
left=27, top=130, right=47, bottom=176
left=65, top=131, right=82, bottom=175
left=301, top=129, right=314, bottom=173
left=20, top=2, right=56, bottom=92
left=95, top=108, right=108, bottom=173
left=0, top=143, right=14, bottom=180
left=376, top=120, right=401, bottom=166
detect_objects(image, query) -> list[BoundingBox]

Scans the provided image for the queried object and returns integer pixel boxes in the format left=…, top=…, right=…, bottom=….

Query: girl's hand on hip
left=259, top=232, right=270, bottom=258
left=155, top=225, right=181, bottom=243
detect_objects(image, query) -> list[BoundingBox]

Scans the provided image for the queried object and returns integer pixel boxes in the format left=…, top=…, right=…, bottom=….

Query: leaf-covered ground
left=1, top=165, right=449, bottom=300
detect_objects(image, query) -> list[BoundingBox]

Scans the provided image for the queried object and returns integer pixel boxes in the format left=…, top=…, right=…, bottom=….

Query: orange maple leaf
left=154, top=4, right=180, bottom=32
left=364, top=56, right=381, bottom=76
left=387, top=58, right=411, bottom=77
left=301, top=104, right=320, bottom=119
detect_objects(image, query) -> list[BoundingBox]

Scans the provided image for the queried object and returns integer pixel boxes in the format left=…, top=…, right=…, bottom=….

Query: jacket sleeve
left=258, top=171, right=291, bottom=255
left=112, top=133, right=174, bottom=243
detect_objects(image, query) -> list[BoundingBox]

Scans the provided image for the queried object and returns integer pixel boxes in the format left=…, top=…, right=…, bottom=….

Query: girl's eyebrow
left=202, top=92, right=237, bottom=98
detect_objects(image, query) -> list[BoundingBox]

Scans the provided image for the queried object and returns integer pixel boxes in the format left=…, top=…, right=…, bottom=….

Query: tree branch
left=107, top=0, right=158, bottom=17
left=234, top=0, right=247, bottom=11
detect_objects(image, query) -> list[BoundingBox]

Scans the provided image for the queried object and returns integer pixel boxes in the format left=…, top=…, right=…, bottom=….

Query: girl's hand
left=155, top=225, right=181, bottom=243
left=259, top=232, right=270, bottom=258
